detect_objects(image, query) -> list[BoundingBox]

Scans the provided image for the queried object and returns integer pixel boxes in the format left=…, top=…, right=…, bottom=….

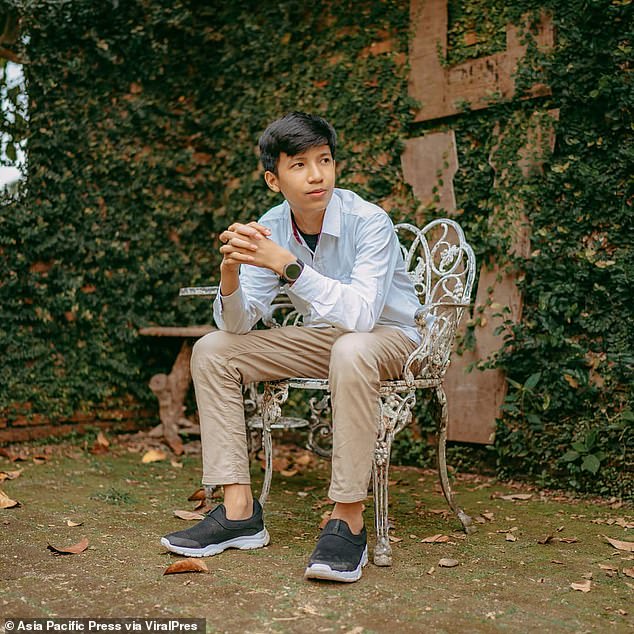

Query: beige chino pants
left=190, top=325, right=417, bottom=503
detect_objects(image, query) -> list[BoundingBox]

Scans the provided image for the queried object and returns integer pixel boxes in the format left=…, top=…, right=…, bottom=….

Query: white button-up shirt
left=213, top=188, right=421, bottom=343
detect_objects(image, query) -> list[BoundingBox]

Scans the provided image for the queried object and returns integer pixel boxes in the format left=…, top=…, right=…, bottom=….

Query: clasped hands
left=219, top=222, right=294, bottom=276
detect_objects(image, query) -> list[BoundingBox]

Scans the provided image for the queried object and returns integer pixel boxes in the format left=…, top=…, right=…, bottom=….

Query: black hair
left=258, top=112, right=337, bottom=173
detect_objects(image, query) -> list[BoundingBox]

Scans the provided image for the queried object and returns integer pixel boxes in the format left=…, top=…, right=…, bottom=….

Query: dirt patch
left=1, top=438, right=632, bottom=633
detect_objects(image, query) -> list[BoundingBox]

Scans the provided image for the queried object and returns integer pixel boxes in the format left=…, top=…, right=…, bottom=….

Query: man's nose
left=307, top=163, right=324, bottom=182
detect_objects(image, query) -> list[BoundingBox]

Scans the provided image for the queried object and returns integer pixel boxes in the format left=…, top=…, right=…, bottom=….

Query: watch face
left=284, top=262, right=302, bottom=281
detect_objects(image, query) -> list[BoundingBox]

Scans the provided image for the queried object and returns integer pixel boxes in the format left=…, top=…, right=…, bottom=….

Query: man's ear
left=264, top=170, right=280, bottom=193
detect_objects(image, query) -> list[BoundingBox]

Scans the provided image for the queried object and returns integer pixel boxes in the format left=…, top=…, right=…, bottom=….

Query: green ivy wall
left=0, top=0, right=631, bottom=497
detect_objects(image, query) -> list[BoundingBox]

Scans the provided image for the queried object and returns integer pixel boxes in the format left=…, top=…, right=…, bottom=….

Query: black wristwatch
left=281, top=258, right=304, bottom=285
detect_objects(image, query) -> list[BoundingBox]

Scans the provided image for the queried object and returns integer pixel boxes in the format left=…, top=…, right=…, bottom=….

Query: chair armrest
left=405, top=302, right=470, bottom=385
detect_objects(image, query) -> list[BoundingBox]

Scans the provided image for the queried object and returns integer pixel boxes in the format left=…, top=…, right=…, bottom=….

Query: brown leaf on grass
left=173, top=510, right=205, bottom=521
left=538, top=534, right=554, bottom=544
left=570, top=580, right=592, bottom=593
left=271, top=457, right=290, bottom=472
left=47, top=537, right=89, bottom=555
left=170, top=460, right=183, bottom=469
left=163, top=558, right=209, bottom=575
left=438, top=558, right=459, bottom=568
left=0, top=489, right=19, bottom=509
left=280, top=468, right=299, bottom=478
left=294, top=453, right=311, bottom=467
left=497, top=493, right=533, bottom=501
left=558, top=537, right=579, bottom=544
left=90, top=432, right=110, bottom=455
left=615, top=518, right=634, bottom=529
left=604, top=535, right=634, bottom=552
left=505, top=533, right=518, bottom=542
left=32, top=455, right=48, bottom=465
left=66, top=520, right=83, bottom=527
left=623, top=568, right=634, bottom=579
left=142, top=449, right=167, bottom=463
left=421, top=534, right=450, bottom=543
left=482, top=512, right=495, bottom=521
left=598, top=563, right=618, bottom=571
left=388, top=535, right=403, bottom=543
left=551, top=560, right=564, bottom=565
left=188, top=488, right=205, bottom=501
left=0, top=469, right=22, bottom=482
left=0, top=448, right=28, bottom=461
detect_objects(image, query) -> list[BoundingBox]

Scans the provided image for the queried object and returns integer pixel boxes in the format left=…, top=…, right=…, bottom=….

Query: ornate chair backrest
left=395, top=219, right=476, bottom=384
left=260, top=218, right=476, bottom=383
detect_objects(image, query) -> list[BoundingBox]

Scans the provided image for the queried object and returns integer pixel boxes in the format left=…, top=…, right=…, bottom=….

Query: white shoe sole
left=304, top=545, right=368, bottom=583
left=160, top=528, right=270, bottom=557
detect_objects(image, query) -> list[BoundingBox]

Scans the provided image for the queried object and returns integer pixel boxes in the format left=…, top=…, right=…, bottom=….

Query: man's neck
left=291, top=208, right=325, bottom=235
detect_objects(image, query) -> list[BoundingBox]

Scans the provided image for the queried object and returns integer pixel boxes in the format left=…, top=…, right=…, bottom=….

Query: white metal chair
left=257, top=218, right=477, bottom=566
left=180, top=217, right=477, bottom=566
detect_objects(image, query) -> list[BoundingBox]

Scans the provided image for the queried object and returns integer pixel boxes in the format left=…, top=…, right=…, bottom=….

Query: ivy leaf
left=562, top=450, right=579, bottom=463
left=581, top=454, right=601, bottom=474
left=524, top=372, right=541, bottom=390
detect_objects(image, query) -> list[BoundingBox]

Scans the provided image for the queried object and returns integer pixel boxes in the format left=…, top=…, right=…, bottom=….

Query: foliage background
left=0, top=0, right=631, bottom=497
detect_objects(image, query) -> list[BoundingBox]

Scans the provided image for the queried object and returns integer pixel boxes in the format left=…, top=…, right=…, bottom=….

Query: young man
left=161, top=112, right=420, bottom=583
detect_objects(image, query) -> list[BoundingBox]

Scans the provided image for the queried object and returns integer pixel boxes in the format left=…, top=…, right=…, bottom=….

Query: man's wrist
left=272, top=252, right=298, bottom=277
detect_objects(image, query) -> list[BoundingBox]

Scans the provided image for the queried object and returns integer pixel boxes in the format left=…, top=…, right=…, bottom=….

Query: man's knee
left=329, top=333, right=375, bottom=380
left=191, top=330, right=235, bottom=374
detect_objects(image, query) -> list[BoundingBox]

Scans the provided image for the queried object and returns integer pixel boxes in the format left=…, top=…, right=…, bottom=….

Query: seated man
left=161, top=111, right=420, bottom=583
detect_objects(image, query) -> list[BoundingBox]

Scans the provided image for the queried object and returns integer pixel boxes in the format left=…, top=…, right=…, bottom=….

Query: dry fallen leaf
left=499, top=493, right=533, bottom=501
left=388, top=535, right=403, bottom=543
left=570, top=580, right=592, bottom=593
left=47, top=537, right=89, bottom=555
left=438, top=558, right=459, bottom=568
left=188, top=488, right=206, bottom=501
left=623, top=568, right=634, bottom=578
left=558, top=537, right=580, bottom=544
left=426, top=566, right=435, bottom=575
left=421, top=534, right=450, bottom=543
left=505, top=533, right=518, bottom=542
left=538, top=534, right=554, bottom=544
left=163, top=558, right=209, bottom=575
left=66, top=519, right=83, bottom=527
left=0, top=469, right=22, bottom=482
left=142, top=449, right=167, bottom=463
left=598, top=563, right=618, bottom=571
left=32, top=455, right=48, bottom=465
left=0, top=488, right=19, bottom=509
left=319, top=511, right=332, bottom=530
left=280, top=468, right=299, bottom=477
left=170, top=460, right=183, bottom=469
left=173, top=510, right=205, bottom=521
left=604, top=535, right=634, bottom=552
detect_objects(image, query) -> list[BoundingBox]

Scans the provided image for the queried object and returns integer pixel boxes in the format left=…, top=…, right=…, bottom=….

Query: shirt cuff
left=288, top=263, right=321, bottom=302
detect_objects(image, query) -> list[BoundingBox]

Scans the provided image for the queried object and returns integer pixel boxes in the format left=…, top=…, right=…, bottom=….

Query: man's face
left=264, top=144, right=335, bottom=216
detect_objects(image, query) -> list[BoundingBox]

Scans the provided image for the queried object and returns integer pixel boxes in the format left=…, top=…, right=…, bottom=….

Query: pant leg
left=327, top=326, right=418, bottom=503
left=190, top=325, right=341, bottom=486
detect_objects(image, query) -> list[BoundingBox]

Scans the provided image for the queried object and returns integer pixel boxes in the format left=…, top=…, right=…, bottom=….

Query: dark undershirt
left=292, top=213, right=320, bottom=252
left=298, top=228, right=319, bottom=253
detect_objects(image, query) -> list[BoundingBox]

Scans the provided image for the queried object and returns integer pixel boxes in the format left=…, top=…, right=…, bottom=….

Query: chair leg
left=259, top=381, right=289, bottom=507
left=372, top=436, right=393, bottom=566
left=436, top=385, right=476, bottom=534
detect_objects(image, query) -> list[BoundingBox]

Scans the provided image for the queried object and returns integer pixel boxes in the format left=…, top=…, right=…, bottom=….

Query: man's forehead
left=281, top=145, right=332, bottom=161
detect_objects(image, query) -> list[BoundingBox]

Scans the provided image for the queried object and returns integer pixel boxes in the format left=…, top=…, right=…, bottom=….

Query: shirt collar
left=283, top=189, right=341, bottom=241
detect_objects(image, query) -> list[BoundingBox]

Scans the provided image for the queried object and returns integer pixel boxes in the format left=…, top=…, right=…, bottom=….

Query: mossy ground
left=1, top=436, right=632, bottom=633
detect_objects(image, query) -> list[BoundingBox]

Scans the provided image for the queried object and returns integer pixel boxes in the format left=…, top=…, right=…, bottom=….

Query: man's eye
left=292, top=162, right=303, bottom=168
left=321, top=157, right=331, bottom=164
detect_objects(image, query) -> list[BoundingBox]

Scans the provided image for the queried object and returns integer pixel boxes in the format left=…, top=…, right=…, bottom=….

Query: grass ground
left=0, top=434, right=632, bottom=633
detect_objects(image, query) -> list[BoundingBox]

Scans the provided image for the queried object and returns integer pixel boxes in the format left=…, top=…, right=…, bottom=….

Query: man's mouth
left=307, top=189, right=327, bottom=196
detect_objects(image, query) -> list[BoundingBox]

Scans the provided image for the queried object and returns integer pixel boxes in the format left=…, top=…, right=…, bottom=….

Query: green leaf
left=524, top=372, right=541, bottom=390
left=562, top=450, right=579, bottom=462
left=581, top=454, right=601, bottom=474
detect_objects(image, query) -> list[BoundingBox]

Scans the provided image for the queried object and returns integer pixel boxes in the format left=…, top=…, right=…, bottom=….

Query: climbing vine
left=0, top=0, right=631, bottom=497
